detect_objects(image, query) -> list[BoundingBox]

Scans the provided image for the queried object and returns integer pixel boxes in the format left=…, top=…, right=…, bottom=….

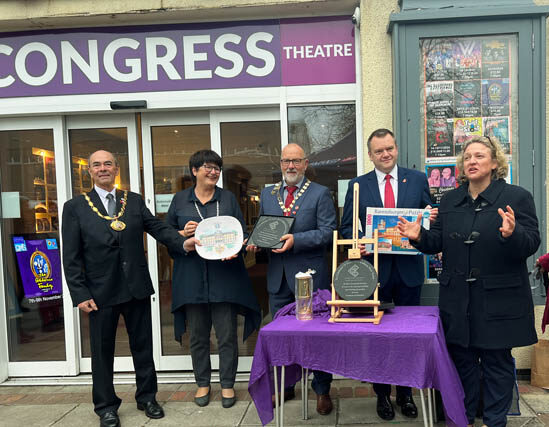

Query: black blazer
left=62, top=189, right=185, bottom=308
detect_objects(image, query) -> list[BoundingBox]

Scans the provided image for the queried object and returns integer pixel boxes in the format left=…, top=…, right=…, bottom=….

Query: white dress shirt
left=94, top=185, right=117, bottom=213
left=374, top=165, right=398, bottom=207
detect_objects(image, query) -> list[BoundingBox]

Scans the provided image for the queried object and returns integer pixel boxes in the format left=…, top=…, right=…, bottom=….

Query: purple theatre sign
left=13, top=236, right=63, bottom=302
left=0, top=17, right=355, bottom=98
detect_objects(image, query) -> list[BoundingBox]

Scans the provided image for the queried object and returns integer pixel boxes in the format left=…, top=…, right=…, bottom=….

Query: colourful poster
left=424, top=39, right=454, bottom=82
left=426, top=119, right=454, bottom=158
left=484, top=117, right=511, bottom=155
left=482, top=39, right=510, bottom=79
left=427, top=253, right=443, bottom=281
left=482, top=79, right=510, bottom=117
left=453, top=117, right=482, bottom=155
left=454, top=80, right=481, bottom=117
left=453, top=39, right=481, bottom=80
left=426, top=164, right=458, bottom=205
left=425, top=81, right=454, bottom=119
left=13, top=236, right=63, bottom=302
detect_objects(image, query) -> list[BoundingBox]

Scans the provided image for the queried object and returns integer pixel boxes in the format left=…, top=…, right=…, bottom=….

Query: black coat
left=62, top=189, right=186, bottom=308
left=167, top=186, right=261, bottom=342
left=414, top=179, right=539, bottom=349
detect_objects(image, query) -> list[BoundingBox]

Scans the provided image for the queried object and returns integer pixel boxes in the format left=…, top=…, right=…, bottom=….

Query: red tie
left=384, top=175, right=395, bottom=208
left=284, top=186, right=298, bottom=216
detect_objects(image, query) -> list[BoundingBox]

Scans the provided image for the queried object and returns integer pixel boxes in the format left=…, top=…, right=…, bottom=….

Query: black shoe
left=396, top=395, right=418, bottom=418
left=99, top=411, right=120, bottom=427
left=137, top=400, right=164, bottom=419
left=222, top=396, right=237, bottom=408
left=376, top=395, right=395, bottom=421
left=194, top=388, right=211, bottom=407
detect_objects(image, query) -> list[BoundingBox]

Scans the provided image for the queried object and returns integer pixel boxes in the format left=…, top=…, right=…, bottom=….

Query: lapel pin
left=402, top=179, right=407, bottom=183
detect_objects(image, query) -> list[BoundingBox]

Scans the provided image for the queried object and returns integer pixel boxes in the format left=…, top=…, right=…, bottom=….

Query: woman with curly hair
left=398, top=136, right=540, bottom=427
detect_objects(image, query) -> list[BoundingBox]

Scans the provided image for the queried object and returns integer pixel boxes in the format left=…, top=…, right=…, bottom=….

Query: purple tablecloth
left=248, top=306, right=467, bottom=427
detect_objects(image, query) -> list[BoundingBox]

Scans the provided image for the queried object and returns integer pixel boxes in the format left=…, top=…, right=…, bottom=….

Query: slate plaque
left=248, top=215, right=294, bottom=249
left=333, top=259, right=378, bottom=301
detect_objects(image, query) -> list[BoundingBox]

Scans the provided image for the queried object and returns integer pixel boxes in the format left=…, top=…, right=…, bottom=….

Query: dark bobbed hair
left=367, top=128, right=395, bottom=152
left=189, top=149, right=223, bottom=183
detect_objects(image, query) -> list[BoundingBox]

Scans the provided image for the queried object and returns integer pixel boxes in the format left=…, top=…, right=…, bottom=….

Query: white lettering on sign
left=246, top=32, right=275, bottom=77
left=183, top=35, right=212, bottom=80
left=283, top=43, right=353, bottom=60
left=146, top=37, right=181, bottom=81
left=61, top=40, right=100, bottom=84
left=104, top=38, right=141, bottom=82
left=214, top=33, right=243, bottom=79
left=0, top=31, right=278, bottom=88
left=0, top=44, right=15, bottom=87
left=15, top=42, right=57, bottom=86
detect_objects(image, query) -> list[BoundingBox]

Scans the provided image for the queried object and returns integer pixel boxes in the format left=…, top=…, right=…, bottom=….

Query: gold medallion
left=110, top=220, right=126, bottom=231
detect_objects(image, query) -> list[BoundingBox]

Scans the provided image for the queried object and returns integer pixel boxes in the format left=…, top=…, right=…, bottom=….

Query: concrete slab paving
left=147, top=401, right=250, bottom=426
left=0, top=403, right=76, bottom=427
left=338, top=397, right=427, bottom=424
left=241, top=398, right=336, bottom=426
left=520, top=394, right=549, bottom=414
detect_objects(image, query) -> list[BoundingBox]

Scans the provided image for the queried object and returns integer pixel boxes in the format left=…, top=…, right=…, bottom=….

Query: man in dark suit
left=247, top=143, right=336, bottom=415
left=62, top=150, right=186, bottom=427
left=340, top=129, right=437, bottom=421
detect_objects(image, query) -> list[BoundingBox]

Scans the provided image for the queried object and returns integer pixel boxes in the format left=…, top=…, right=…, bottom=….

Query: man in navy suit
left=340, top=129, right=437, bottom=421
left=247, top=143, right=336, bottom=415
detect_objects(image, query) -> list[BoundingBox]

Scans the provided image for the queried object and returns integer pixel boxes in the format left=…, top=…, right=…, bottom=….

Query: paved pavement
left=0, top=379, right=547, bottom=426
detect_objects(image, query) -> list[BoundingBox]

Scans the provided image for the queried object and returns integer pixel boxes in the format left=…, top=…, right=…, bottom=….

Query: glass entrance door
left=65, top=114, right=141, bottom=373
left=0, top=116, right=73, bottom=377
left=141, top=108, right=280, bottom=372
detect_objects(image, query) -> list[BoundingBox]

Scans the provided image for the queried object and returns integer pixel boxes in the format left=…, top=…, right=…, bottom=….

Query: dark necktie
left=106, top=193, right=116, bottom=217
left=284, top=186, right=298, bottom=216
left=384, top=175, right=395, bottom=208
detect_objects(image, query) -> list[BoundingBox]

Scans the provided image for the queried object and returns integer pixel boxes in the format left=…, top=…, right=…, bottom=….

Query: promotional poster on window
left=365, top=208, right=430, bottom=255
left=12, top=236, right=63, bottom=303
left=422, top=36, right=513, bottom=165
left=425, top=165, right=459, bottom=205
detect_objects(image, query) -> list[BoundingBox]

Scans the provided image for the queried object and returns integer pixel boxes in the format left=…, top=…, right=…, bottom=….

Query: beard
left=283, top=169, right=303, bottom=186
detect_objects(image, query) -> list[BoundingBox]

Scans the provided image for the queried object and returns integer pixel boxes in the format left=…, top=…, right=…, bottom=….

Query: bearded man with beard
left=247, top=143, right=336, bottom=415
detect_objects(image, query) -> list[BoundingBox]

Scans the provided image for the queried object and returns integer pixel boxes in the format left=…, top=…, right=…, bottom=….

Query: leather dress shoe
left=316, top=394, right=333, bottom=415
left=99, top=410, right=120, bottom=427
left=271, top=389, right=295, bottom=407
left=396, top=395, right=418, bottom=418
left=376, top=395, right=395, bottom=421
left=137, top=400, right=164, bottom=419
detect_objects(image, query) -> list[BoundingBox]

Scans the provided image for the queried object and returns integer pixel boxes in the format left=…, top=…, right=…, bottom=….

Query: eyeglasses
left=280, top=158, right=305, bottom=166
left=201, top=164, right=221, bottom=173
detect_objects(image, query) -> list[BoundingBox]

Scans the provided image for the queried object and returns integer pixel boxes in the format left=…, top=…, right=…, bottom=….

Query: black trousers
left=269, top=276, right=332, bottom=395
left=185, top=302, right=238, bottom=389
left=448, top=345, right=514, bottom=427
left=89, top=297, right=157, bottom=416
left=373, top=263, right=422, bottom=398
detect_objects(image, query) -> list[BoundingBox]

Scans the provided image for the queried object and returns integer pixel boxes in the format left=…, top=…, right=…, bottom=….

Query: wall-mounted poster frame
left=391, top=16, right=546, bottom=304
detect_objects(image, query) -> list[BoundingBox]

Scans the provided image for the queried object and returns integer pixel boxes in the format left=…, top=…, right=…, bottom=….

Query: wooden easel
left=327, top=182, right=384, bottom=324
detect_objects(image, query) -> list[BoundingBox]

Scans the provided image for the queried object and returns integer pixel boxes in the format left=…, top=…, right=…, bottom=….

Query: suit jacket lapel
left=397, top=168, right=408, bottom=208
left=88, top=189, right=109, bottom=216
left=366, top=171, right=383, bottom=207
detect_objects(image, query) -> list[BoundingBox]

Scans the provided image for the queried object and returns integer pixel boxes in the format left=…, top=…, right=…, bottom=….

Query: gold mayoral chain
left=273, top=179, right=311, bottom=214
left=84, top=191, right=128, bottom=231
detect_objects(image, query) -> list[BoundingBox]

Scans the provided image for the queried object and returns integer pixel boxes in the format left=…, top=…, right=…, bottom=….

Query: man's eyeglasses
left=280, top=158, right=305, bottom=166
left=201, top=164, right=222, bottom=173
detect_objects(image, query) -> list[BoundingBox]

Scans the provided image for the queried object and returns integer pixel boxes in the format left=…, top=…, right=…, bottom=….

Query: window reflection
left=0, top=130, right=65, bottom=361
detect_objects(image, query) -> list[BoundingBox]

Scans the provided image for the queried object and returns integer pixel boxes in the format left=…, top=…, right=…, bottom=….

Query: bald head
left=88, top=150, right=119, bottom=191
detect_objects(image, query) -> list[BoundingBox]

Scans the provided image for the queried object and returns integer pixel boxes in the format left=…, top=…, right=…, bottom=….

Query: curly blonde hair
left=456, top=136, right=508, bottom=184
